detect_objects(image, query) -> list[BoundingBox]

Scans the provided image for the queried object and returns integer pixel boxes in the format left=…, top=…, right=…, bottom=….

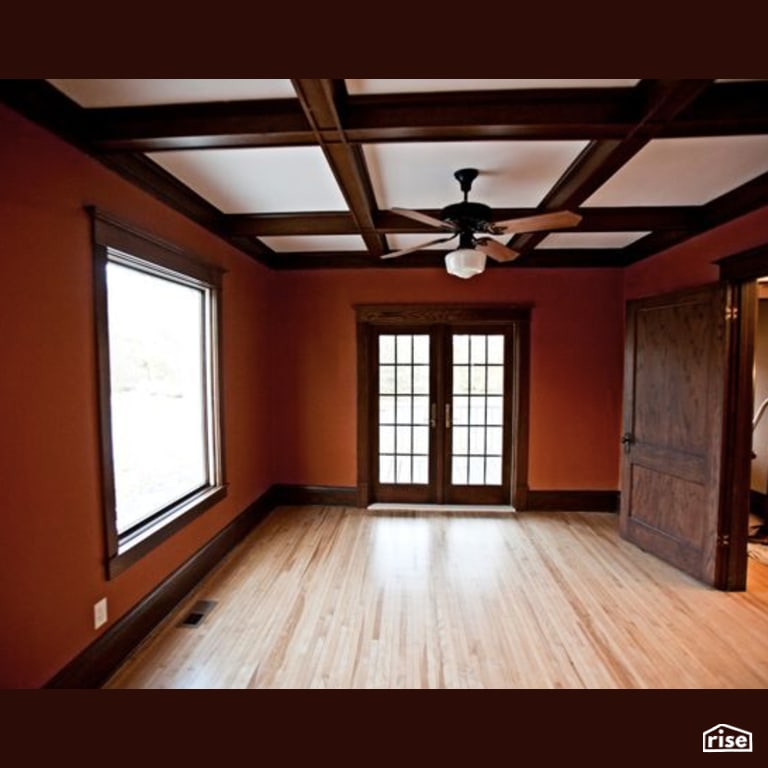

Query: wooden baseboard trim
left=525, top=490, right=620, bottom=512
left=44, top=486, right=279, bottom=689
left=272, top=484, right=358, bottom=507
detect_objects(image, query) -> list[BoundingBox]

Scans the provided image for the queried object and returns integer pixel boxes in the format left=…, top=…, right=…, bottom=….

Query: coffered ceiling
left=2, top=78, right=767, bottom=269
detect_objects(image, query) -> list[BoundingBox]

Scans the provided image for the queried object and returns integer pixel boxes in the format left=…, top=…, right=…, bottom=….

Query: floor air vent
left=178, top=599, right=218, bottom=628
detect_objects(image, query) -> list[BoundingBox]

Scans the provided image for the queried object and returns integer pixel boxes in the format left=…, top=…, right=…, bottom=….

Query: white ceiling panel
left=147, top=147, right=349, bottom=214
left=537, top=232, right=650, bottom=249
left=261, top=235, right=366, bottom=252
left=347, top=79, right=640, bottom=95
left=585, top=136, right=768, bottom=207
left=48, top=79, right=296, bottom=107
left=364, top=141, right=588, bottom=210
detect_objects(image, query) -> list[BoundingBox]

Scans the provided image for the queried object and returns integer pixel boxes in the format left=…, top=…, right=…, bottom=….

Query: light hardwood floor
left=105, top=506, right=768, bottom=689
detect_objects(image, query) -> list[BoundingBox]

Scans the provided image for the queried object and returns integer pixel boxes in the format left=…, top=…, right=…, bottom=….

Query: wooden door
left=443, top=329, right=514, bottom=505
left=620, top=285, right=730, bottom=586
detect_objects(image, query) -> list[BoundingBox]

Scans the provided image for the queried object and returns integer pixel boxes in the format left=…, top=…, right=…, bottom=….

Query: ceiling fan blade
left=490, top=210, right=582, bottom=235
left=391, top=207, right=454, bottom=230
left=381, top=234, right=458, bottom=260
left=475, top=238, right=520, bottom=264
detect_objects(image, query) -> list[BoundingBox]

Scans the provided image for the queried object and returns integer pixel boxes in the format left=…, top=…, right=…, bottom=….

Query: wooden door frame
left=355, top=304, right=531, bottom=509
left=717, top=245, right=768, bottom=590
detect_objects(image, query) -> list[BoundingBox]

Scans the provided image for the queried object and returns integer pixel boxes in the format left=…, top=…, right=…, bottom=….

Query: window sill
left=107, top=485, right=227, bottom=579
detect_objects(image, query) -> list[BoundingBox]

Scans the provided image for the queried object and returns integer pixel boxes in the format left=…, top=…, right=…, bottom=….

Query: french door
left=357, top=306, right=530, bottom=507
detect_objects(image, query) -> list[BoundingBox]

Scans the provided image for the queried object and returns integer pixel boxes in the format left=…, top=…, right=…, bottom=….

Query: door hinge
left=725, top=306, right=739, bottom=321
left=718, top=533, right=731, bottom=547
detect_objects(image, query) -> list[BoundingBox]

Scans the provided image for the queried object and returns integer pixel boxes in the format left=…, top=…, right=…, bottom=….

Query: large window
left=93, top=211, right=225, bottom=577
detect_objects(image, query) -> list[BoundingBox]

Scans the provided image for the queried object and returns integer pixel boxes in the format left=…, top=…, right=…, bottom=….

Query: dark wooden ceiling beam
left=615, top=170, right=768, bottom=266
left=291, top=78, right=385, bottom=256
left=100, top=154, right=224, bottom=230
left=0, top=80, right=239, bottom=250
left=88, top=100, right=315, bottom=152
left=58, top=81, right=768, bottom=153
left=0, top=79, right=91, bottom=151
left=343, top=88, right=637, bottom=141
left=223, top=207, right=701, bottom=237
left=662, top=81, right=768, bottom=137
left=509, top=80, right=716, bottom=253
left=703, top=170, right=768, bottom=228
left=268, top=249, right=626, bottom=270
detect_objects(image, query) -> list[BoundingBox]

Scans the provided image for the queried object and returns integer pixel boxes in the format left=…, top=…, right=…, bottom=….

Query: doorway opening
left=747, top=279, right=768, bottom=569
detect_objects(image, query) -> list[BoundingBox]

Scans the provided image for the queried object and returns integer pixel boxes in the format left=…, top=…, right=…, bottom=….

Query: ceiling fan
left=383, top=168, right=582, bottom=278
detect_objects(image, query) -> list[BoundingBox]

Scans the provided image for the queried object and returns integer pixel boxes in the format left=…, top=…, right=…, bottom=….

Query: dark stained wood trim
left=355, top=304, right=533, bottom=324
left=704, top=170, right=768, bottom=230
left=509, top=80, right=714, bottom=254
left=665, top=81, right=768, bottom=137
left=96, top=153, right=225, bottom=231
left=623, top=175, right=768, bottom=267
left=271, top=485, right=358, bottom=506
left=717, top=281, right=754, bottom=590
left=75, top=82, right=768, bottom=150
left=268, top=250, right=627, bottom=270
left=92, top=242, right=119, bottom=561
left=11, top=81, right=763, bottom=156
left=513, top=317, right=531, bottom=511
left=291, top=79, right=385, bottom=256
left=0, top=79, right=92, bottom=152
left=89, top=99, right=314, bottom=152
left=44, top=487, right=280, bottom=688
left=343, top=87, right=637, bottom=142
left=514, top=250, right=627, bottom=269
left=223, top=207, right=700, bottom=237
left=357, top=320, right=373, bottom=509
left=525, top=490, right=620, bottom=512
left=225, top=212, right=358, bottom=237
left=718, top=244, right=768, bottom=282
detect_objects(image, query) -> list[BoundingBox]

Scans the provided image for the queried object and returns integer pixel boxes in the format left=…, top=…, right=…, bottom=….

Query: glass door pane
left=450, top=334, right=505, bottom=491
left=377, top=334, right=431, bottom=489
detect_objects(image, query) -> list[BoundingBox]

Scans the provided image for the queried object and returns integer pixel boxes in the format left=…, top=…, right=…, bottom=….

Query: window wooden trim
left=355, top=303, right=531, bottom=508
left=91, top=209, right=227, bottom=579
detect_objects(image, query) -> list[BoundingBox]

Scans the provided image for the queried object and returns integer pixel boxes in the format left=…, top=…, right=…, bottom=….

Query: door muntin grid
left=378, top=334, right=431, bottom=485
left=451, top=334, right=504, bottom=486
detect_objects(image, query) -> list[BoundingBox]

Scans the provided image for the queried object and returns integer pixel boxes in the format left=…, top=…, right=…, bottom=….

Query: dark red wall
left=269, top=268, right=625, bottom=491
left=0, top=106, right=276, bottom=688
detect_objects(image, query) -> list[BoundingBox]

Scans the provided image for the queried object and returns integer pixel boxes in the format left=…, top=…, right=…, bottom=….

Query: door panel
left=445, top=332, right=511, bottom=505
left=620, top=285, right=729, bottom=585
left=374, top=332, right=434, bottom=503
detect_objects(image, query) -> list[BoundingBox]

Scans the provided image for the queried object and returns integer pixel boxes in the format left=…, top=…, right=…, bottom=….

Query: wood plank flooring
left=105, top=506, right=768, bottom=689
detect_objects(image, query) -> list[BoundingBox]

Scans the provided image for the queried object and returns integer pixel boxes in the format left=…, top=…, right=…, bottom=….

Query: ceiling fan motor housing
left=441, top=201, right=494, bottom=232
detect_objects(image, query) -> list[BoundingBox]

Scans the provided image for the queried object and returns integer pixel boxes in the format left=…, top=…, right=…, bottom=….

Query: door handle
left=621, top=432, right=635, bottom=454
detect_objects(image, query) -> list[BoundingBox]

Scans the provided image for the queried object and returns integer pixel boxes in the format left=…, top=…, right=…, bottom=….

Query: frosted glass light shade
left=445, top=249, right=487, bottom=279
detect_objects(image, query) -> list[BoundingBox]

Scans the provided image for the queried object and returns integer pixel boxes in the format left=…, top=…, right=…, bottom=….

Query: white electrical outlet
left=94, top=597, right=108, bottom=630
